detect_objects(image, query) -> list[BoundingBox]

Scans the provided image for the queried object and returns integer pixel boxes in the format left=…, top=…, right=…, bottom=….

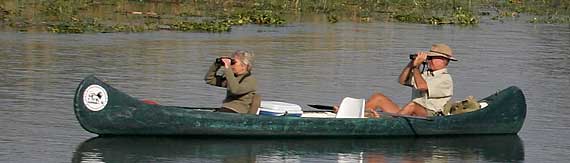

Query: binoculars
left=215, top=57, right=237, bottom=66
left=409, top=54, right=434, bottom=61
left=409, top=54, right=430, bottom=64
left=409, top=54, right=418, bottom=60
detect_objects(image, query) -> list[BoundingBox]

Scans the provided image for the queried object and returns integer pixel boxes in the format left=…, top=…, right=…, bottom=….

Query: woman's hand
left=221, top=58, right=232, bottom=69
left=412, top=52, right=428, bottom=68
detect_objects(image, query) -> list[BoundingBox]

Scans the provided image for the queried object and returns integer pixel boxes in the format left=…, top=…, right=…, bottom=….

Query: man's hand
left=369, top=109, right=380, bottom=118
left=412, top=52, right=428, bottom=68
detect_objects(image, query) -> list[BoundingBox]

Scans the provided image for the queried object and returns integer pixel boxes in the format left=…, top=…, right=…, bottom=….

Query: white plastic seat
left=336, top=97, right=365, bottom=118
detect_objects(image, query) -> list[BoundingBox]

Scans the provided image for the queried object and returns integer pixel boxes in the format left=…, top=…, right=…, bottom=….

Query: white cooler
left=259, top=101, right=303, bottom=117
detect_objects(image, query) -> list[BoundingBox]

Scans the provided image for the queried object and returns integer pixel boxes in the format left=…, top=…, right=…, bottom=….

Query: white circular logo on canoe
left=83, top=85, right=108, bottom=111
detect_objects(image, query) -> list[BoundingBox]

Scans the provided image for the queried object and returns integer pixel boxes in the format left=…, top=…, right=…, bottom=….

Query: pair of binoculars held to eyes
left=409, top=54, right=430, bottom=64
left=409, top=54, right=437, bottom=61
left=409, top=54, right=418, bottom=60
left=215, top=57, right=237, bottom=66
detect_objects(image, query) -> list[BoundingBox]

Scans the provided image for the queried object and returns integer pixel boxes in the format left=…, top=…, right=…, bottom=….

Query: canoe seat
left=336, top=97, right=365, bottom=118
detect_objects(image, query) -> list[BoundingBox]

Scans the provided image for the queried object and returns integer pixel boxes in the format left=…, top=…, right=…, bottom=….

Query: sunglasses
left=427, top=56, right=448, bottom=60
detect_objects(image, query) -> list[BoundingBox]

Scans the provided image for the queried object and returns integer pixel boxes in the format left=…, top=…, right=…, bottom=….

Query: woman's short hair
left=232, top=50, right=255, bottom=71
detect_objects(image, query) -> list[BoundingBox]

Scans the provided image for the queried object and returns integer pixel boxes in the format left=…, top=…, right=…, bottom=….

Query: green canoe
left=74, top=75, right=526, bottom=136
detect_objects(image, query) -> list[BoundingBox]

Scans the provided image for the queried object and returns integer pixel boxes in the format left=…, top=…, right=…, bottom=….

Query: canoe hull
left=74, top=75, right=526, bottom=136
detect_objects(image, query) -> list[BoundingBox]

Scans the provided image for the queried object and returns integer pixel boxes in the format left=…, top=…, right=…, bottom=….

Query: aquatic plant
left=249, top=13, right=285, bottom=24
left=488, top=0, right=570, bottom=24
left=0, top=6, right=9, bottom=22
left=393, top=13, right=425, bottom=23
left=327, top=15, right=338, bottom=23
left=169, top=21, right=231, bottom=32
left=47, top=17, right=103, bottom=33
left=47, top=17, right=156, bottom=33
left=393, top=6, right=478, bottom=25
left=529, top=16, right=570, bottom=24
left=2, top=0, right=570, bottom=33
left=452, top=6, right=478, bottom=24
left=222, top=11, right=285, bottom=25
left=102, top=24, right=150, bottom=33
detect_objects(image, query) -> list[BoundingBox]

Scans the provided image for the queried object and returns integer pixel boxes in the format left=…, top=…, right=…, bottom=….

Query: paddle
left=141, top=99, right=217, bottom=111
left=307, top=104, right=433, bottom=121
left=142, top=99, right=159, bottom=105
left=380, top=112, right=433, bottom=121
left=307, top=104, right=335, bottom=110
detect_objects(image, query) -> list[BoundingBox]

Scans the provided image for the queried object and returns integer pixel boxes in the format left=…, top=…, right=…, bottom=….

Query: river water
left=1, top=19, right=569, bottom=162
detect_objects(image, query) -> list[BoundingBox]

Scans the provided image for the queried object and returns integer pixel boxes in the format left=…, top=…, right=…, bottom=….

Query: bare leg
left=366, top=93, right=401, bottom=114
left=399, top=102, right=428, bottom=117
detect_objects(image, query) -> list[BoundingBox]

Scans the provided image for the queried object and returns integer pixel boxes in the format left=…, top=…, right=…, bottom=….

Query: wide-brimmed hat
left=428, top=44, right=458, bottom=61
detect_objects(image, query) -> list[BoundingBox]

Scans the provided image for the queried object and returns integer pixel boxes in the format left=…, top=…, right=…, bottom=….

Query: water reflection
left=73, top=135, right=523, bottom=163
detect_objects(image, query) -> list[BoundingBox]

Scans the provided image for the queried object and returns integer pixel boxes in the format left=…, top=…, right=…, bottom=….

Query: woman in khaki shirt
left=205, top=50, right=257, bottom=114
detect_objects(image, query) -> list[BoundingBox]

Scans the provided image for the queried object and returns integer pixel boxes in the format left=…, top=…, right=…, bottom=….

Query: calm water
left=1, top=20, right=569, bottom=162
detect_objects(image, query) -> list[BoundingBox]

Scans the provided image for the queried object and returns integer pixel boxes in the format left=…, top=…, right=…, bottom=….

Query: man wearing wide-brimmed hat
left=364, top=44, right=457, bottom=117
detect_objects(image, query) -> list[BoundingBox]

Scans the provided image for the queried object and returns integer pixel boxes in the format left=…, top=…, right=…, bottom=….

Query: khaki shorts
left=426, top=109, right=443, bottom=117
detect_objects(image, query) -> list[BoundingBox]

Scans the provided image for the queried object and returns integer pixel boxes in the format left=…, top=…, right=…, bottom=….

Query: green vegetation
left=42, top=11, right=285, bottom=33
left=169, top=21, right=231, bottom=32
left=0, top=6, right=8, bottom=21
left=528, top=16, right=570, bottom=24
left=488, top=0, right=570, bottom=24
left=0, top=0, right=569, bottom=33
left=46, top=18, right=156, bottom=33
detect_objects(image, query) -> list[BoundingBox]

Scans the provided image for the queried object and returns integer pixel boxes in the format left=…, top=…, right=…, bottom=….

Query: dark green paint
left=74, top=75, right=526, bottom=137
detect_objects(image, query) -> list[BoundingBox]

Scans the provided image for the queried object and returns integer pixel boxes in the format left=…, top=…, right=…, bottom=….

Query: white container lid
left=259, top=101, right=303, bottom=115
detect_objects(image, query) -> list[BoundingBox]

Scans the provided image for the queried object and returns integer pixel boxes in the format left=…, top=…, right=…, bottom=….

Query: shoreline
left=0, top=0, right=568, bottom=33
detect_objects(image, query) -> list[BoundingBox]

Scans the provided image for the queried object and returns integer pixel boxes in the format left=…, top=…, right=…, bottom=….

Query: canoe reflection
left=72, top=135, right=524, bottom=162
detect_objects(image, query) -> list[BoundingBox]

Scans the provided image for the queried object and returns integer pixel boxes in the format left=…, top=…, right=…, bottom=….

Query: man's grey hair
left=232, top=50, right=255, bottom=71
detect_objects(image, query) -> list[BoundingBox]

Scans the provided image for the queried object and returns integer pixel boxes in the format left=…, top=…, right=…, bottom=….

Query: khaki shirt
left=409, top=68, right=453, bottom=113
left=205, top=62, right=257, bottom=113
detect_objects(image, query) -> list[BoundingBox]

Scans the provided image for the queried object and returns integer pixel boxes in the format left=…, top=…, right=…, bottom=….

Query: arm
left=412, top=67, right=428, bottom=92
left=398, top=61, right=414, bottom=86
left=407, top=52, right=429, bottom=92
left=224, top=68, right=257, bottom=95
left=204, top=61, right=227, bottom=87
